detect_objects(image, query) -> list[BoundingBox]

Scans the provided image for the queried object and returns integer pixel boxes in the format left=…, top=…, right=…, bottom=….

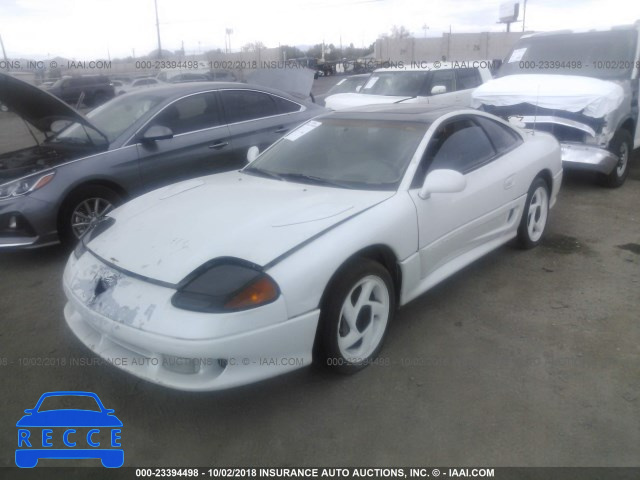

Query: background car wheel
left=60, top=185, right=121, bottom=246
left=315, top=258, right=395, bottom=374
left=517, top=177, right=549, bottom=249
left=599, top=129, right=632, bottom=188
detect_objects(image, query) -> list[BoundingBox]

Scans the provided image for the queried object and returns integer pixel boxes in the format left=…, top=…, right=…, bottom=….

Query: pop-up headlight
left=172, top=260, right=279, bottom=313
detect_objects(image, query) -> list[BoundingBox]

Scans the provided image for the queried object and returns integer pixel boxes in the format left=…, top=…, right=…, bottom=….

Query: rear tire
left=517, top=177, right=549, bottom=249
left=599, top=129, right=632, bottom=188
left=315, top=259, right=395, bottom=374
left=59, top=185, right=121, bottom=247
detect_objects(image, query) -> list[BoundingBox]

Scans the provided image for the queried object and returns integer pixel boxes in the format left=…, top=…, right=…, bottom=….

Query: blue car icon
left=16, top=391, right=123, bottom=468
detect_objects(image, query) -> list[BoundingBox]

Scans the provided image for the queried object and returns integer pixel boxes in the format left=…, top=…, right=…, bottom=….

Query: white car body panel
left=88, top=172, right=394, bottom=285
left=471, top=74, right=625, bottom=118
left=63, top=107, right=562, bottom=391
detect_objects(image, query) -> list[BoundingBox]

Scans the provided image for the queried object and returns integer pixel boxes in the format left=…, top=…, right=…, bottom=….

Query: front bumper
left=0, top=195, right=60, bottom=249
left=560, top=142, right=618, bottom=174
left=63, top=252, right=320, bottom=391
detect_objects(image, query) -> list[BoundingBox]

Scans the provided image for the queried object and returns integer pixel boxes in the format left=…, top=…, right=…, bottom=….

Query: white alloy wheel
left=526, top=185, right=549, bottom=243
left=337, top=275, right=391, bottom=363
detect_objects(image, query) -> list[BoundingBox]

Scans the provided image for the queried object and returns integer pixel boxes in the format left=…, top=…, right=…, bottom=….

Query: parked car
left=64, top=104, right=562, bottom=391
left=168, top=72, right=211, bottom=83
left=0, top=73, right=324, bottom=248
left=116, top=77, right=162, bottom=95
left=46, top=75, right=115, bottom=107
left=209, top=70, right=238, bottom=82
left=314, top=74, right=370, bottom=106
left=325, top=62, right=492, bottom=110
left=472, top=21, right=640, bottom=187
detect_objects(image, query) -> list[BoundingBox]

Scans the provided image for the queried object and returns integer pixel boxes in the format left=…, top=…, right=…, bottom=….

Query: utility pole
left=522, top=0, right=528, bottom=32
left=154, top=0, right=162, bottom=59
left=0, top=34, right=8, bottom=63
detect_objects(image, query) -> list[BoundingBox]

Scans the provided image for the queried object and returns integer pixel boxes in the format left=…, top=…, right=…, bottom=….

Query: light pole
left=154, top=0, right=162, bottom=59
left=225, top=28, right=233, bottom=54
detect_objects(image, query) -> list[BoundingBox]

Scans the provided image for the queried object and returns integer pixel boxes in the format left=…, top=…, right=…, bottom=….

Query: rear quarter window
left=474, top=116, right=522, bottom=154
left=456, top=68, right=482, bottom=90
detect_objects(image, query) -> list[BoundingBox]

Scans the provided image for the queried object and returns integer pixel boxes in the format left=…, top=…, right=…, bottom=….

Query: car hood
left=88, top=171, right=395, bottom=284
left=471, top=74, right=624, bottom=118
left=0, top=72, right=102, bottom=134
left=16, top=410, right=123, bottom=427
left=325, top=92, right=411, bottom=110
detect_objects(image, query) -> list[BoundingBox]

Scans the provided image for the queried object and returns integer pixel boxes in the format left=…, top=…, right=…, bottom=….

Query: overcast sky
left=1, top=0, right=639, bottom=59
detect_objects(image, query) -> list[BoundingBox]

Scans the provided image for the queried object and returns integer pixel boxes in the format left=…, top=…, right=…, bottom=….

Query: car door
left=408, top=116, right=523, bottom=281
left=423, top=69, right=460, bottom=106
left=454, top=68, right=484, bottom=106
left=135, top=91, right=236, bottom=191
left=219, top=89, right=305, bottom=164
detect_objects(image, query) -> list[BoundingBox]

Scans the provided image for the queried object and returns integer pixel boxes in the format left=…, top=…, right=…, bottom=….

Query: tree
left=384, top=25, right=412, bottom=39
left=241, top=41, right=266, bottom=52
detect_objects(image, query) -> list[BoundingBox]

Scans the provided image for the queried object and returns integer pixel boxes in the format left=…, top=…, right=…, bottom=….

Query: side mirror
left=247, top=146, right=260, bottom=163
left=431, top=85, right=447, bottom=95
left=24, top=409, right=33, bottom=414
left=419, top=169, right=466, bottom=199
left=142, top=125, right=173, bottom=142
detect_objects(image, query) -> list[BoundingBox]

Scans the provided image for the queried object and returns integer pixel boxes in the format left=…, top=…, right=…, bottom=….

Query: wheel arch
left=318, top=244, right=402, bottom=311
left=618, top=117, right=635, bottom=137
left=56, top=179, right=129, bottom=231
left=536, top=168, right=553, bottom=192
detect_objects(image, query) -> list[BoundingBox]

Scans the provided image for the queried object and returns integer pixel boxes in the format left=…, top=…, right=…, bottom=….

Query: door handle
left=208, top=141, right=229, bottom=150
left=274, top=127, right=289, bottom=134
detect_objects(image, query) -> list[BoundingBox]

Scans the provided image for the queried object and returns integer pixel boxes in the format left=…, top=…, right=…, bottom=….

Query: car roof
left=124, top=81, right=311, bottom=103
left=374, top=62, right=485, bottom=72
left=522, top=21, right=640, bottom=39
left=319, top=103, right=469, bottom=124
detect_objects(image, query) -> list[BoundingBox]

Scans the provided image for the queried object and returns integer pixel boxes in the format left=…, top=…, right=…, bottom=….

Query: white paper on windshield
left=508, top=48, right=527, bottom=63
left=285, top=120, right=321, bottom=141
left=363, top=76, right=379, bottom=89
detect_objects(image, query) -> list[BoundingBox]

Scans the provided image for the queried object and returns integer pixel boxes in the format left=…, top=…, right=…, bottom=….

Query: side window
left=427, top=69, right=455, bottom=95
left=474, top=117, right=522, bottom=154
left=273, top=95, right=302, bottom=114
left=456, top=68, right=482, bottom=90
left=411, top=119, right=496, bottom=187
left=150, top=93, right=222, bottom=135
left=220, top=90, right=279, bottom=123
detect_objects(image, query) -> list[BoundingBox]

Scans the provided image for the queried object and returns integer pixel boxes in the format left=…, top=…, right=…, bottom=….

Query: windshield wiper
left=277, top=173, right=349, bottom=188
left=242, top=167, right=286, bottom=181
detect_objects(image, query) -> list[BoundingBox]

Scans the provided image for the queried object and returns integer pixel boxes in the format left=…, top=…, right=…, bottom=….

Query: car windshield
left=498, top=29, right=637, bottom=80
left=328, top=76, right=368, bottom=94
left=49, top=93, right=165, bottom=145
left=38, top=395, right=101, bottom=412
left=243, top=118, right=427, bottom=190
left=359, top=71, right=429, bottom=96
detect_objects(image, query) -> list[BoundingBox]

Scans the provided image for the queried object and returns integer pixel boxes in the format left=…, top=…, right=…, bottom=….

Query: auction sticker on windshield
left=285, top=120, right=321, bottom=141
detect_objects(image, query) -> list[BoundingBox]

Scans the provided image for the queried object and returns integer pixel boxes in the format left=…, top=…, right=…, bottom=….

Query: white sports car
left=63, top=104, right=562, bottom=391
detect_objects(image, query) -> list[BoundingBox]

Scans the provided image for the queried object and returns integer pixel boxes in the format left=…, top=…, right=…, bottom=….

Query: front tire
left=315, top=259, right=395, bottom=374
left=517, top=177, right=549, bottom=249
left=60, top=185, right=121, bottom=246
left=599, top=129, right=632, bottom=188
